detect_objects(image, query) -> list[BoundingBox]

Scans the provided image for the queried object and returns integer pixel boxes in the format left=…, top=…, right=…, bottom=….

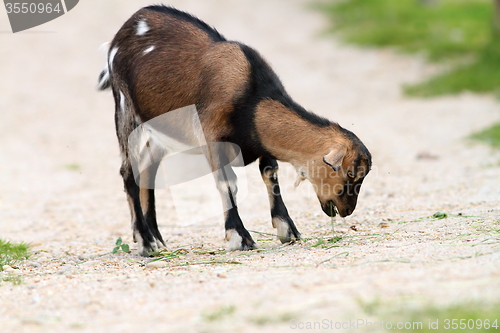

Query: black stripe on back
left=144, top=5, right=226, bottom=42
left=238, top=43, right=332, bottom=128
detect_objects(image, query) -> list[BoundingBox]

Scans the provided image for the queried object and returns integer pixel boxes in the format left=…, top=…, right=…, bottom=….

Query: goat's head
left=296, top=132, right=371, bottom=218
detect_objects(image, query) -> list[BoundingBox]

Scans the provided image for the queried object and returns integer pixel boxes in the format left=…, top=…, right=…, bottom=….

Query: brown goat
left=98, top=5, right=372, bottom=256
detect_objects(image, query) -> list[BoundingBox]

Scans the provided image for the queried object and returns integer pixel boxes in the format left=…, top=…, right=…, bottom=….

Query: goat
left=98, top=5, right=372, bottom=256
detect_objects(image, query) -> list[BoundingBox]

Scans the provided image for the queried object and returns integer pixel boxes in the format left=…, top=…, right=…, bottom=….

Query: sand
left=1, top=1, right=499, bottom=332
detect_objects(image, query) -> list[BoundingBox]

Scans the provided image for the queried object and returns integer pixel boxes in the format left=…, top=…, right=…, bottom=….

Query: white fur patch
left=275, top=218, right=289, bottom=237
left=136, top=20, right=150, bottom=36
left=108, top=46, right=119, bottom=71
left=156, top=239, right=165, bottom=250
left=134, top=231, right=144, bottom=254
left=226, top=229, right=243, bottom=251
left=134, top=231, right=160, bottom=256
left=143, top=45, right=155, bottom=55
left=215, top=177, right=238, bottom=211
left=274, top=218, right=295, bottom=243
left=119, top=91, right=126, bottom=113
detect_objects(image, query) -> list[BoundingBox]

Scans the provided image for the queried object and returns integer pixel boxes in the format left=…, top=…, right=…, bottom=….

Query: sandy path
left=1, top=1, right=499, bottom=332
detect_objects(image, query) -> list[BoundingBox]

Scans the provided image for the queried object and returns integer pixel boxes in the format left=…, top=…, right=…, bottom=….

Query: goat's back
left=109, top=6, right=251, bottom=125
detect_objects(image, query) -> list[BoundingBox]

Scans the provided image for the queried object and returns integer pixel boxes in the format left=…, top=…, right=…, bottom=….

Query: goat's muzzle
left=321, top=201, right=337, bottom=217
left=321, top=200, right=356, bottom=218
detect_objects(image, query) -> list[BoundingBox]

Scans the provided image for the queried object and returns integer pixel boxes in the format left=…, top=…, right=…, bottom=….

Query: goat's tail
left=97, top=42, right=111, bottom=90
left=97, top=68, right=111, bottom=90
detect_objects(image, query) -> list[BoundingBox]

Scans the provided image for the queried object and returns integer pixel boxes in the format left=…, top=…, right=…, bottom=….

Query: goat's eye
left=347, top=171, right=355, bottom=179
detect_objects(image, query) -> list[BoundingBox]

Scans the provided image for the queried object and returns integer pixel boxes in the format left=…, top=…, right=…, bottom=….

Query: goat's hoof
left=225, top=229, right=256, bottom=251
left=135, top=233, right=164, bottom=257
left=275, top=218, right=301, bottom=244
left=138, top=243, right=160, bottom=257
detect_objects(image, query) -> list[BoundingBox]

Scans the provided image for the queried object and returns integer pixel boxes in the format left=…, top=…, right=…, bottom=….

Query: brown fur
left=111, top=9, right=250, bottom=140
left=255, top=99, right=342, bottom=163
left=99, top=6, right=371, bottom=255
left=254, top=98, right=371, bottom=216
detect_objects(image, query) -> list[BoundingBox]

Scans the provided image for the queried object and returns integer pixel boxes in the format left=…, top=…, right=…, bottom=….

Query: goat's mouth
left=321, top=201, right=338, bottom=217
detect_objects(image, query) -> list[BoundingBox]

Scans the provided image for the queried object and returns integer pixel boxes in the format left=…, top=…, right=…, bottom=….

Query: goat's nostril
left=344, top=206, right=354, bottom=217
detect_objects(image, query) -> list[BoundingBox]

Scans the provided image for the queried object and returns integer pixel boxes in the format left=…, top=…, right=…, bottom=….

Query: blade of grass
left=330, top=201, right=335, bottom=236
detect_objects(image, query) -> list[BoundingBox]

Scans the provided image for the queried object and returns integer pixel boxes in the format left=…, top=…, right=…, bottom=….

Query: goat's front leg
left=259, top=157, right=300, bottom=243
left=212, top=158, right=255, bottom=251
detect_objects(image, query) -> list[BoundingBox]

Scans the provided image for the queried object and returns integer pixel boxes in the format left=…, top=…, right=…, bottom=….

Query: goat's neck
left=254, top=99, right=343, bottom=169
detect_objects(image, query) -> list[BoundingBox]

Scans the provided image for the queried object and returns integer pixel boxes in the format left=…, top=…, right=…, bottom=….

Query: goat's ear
left=323, top=146, right=346, bottom=171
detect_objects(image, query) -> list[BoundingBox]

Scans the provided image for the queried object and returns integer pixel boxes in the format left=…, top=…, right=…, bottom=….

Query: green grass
left=404, top=303, right=500, bottom=332
left=471, top=122, right=500, bottom=147
left=405, top=41, right=500, bottom=96
left=248, top=312, right=296, bottom=326
left=0, top=239, right=29, bottom=285
left=319, top=0, right=493, bottom=60
left=360, top=299, right=500, bottom=332
left=202, top=305, right=236, bottom=322
left=0, top=239, right=30, bottom=269
left=318, top=0, right=500, bottom=96
left=63, top=163, right=81, bottom=171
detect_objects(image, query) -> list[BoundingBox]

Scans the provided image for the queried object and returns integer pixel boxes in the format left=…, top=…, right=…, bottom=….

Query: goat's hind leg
left=259, top=157, right=300, bottom=243
left=113, top=86, right=165, bottom=256
left=138, top=159, right=166, bottom=251
left=121, top=161, right=163, bottom=256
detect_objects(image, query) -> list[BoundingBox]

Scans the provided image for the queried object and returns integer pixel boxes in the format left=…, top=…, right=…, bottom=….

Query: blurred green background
left=319, top=0, right=500, bottom=147
left=319, top=0, right=500, bottom=96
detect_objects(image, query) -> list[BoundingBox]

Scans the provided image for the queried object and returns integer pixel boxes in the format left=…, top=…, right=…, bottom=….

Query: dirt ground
left=1, top=1, right=499, bottom=332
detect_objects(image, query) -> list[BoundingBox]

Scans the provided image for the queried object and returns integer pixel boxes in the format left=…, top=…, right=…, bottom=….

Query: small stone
left=2, top=265, right=20, bottom=274
left=146, top=261, right=168, bottom=269
left=78, top=254, right=94, bottom=261
left=57, top=266, right=72, bottom=275
left=416, top=151, right=439, bottom=160
left=379, top=222, right=390, bottom=228
left=36, top=253, right=51, bottom=263
left=26, top=261, right=41, bottom=268
left=79, top=260, right=99, bottom=267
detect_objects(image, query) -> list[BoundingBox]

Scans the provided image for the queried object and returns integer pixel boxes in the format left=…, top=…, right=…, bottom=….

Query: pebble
left=36, top=253, right=52, bottom=263
left=145, top=261, right=168, bottom=269
left=2, top=265, right=20, bottom=274
left=57, top=266, right=73, bottom=275
left=2, top=265, right=13, bottom=271
left=78, top=254, right=94, bottom=261
left=25, top=261, right=41, bottom=268
left=79, top=260, right=100, bottom=267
